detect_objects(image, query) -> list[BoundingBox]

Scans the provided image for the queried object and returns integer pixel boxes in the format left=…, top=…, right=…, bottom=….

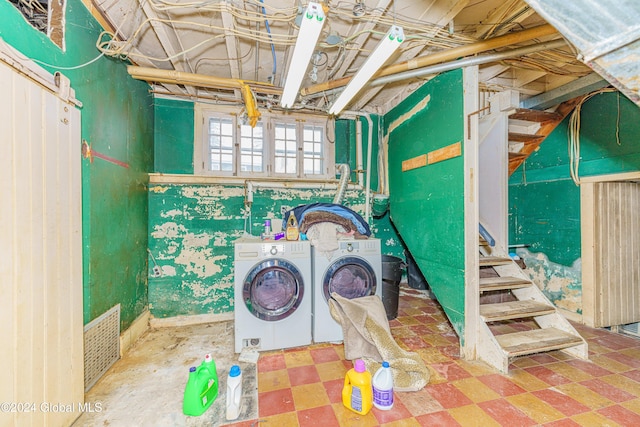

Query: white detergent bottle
left=372, top=361, right=394, bottom=410
left=226, top=365, right=243, bottom=420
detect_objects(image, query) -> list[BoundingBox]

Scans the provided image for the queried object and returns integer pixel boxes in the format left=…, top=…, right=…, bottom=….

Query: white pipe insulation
left=339, top=111, right=375, bottom=223
left=356, top=120, right=364, bottom=187
left=363, top=114, right=373, bottom=223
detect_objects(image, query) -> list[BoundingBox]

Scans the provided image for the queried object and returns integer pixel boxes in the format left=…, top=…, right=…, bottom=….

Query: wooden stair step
left=510, top=108, right=562, bottom=123
left=496, top=327, right=585, bottom=357
left=479, top=256, right=512, bottom=267
left=508, top=152, right=526, bottom=160
left=480, top=300, right=556, bottom=321
left=479, top=276, right=532, bottom=292
left=508, top=132, right=545, bottom=144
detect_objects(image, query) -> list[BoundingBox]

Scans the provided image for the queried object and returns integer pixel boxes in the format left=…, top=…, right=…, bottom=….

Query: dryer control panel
left=339, top=240, right=377, bottom=254
left=262, top=243, right=285, bottom=256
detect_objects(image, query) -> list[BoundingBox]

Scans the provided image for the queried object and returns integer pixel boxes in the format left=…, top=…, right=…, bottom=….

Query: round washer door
left=243, top=259, right=305, bottom=321
left=323, top=256, right=377, bottom=302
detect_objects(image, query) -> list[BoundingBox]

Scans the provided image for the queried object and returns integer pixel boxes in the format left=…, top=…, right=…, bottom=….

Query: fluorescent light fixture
left=329, top=26, right=405, bottom=115
left=280, top=2, right=326, bottom=108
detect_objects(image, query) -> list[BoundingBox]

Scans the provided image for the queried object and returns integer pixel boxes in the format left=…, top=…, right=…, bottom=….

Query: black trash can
left=405, top=250, right=429, bottom=291
left=381, top=255, right=404, bottom=320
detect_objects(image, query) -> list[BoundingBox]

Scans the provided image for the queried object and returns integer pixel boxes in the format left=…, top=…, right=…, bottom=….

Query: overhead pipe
left=300, top=24, right=558, bottom=96
left=127, top=66, right=281, bottom=95
left=302, top=38, right=568, bottom=102
left=371, top=39, right=567, bottom=86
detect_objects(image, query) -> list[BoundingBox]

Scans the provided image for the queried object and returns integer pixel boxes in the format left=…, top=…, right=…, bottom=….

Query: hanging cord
left=259, top=0, right=277, bottom=83
left=568, top=88, right=617, bottom=186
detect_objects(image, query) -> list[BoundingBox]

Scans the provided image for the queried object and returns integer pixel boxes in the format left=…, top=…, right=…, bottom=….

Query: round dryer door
left=323, top=257, right=377, bottom=302
left=243, top=259, right=305, bottom=321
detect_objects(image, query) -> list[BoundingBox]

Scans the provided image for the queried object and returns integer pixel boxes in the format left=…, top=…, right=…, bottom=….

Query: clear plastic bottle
left=225, top=365, right=243, bottom=420
left=372, top=361, right=394, bottom=410
left=342, top=359, right=373, bottom=415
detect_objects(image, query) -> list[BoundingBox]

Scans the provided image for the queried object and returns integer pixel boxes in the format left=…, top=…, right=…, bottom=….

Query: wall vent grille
left=621, top=322, right=640, bottom=338
left=84, top=304, right=121, bottom=391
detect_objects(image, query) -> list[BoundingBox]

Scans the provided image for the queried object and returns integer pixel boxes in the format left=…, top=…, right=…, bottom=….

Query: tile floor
left=226, top=285, right=640, bottom=427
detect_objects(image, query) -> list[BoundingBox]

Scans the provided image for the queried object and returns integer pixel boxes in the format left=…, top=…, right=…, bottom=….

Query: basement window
left=195, top=105, right=334, bottom=179
left=10, top=0, right=66, bottom=50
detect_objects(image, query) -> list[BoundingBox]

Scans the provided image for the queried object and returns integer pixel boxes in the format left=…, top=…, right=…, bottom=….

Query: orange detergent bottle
left=342, top=359, right=373, bottom=415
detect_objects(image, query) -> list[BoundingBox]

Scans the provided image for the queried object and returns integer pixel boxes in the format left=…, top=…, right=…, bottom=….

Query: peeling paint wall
left=516, top=249, right=582, bottom=314
left=148, top=185, right=393, bottom=317
left=509, top=92, right=640, bottom=315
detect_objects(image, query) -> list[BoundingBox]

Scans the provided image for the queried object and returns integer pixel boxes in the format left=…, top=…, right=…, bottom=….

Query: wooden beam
left=474, top=0, right=535, bottom=39
left=479, top=64, right=510, bottom=81
left=402, top=154, right=427, bottom=172
left=428, top=141, right=461, bottom=164
left=221, top=9, right=242, bottom=98
left=127, top=66, right=281, bottom=95
left=138, top=0, right=196, bottom=96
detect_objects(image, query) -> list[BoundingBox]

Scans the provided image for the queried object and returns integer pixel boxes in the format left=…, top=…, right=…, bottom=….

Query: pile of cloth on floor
left=282, top=203, right=371, bottom=256
left=329, top=293, right=430, bottom=391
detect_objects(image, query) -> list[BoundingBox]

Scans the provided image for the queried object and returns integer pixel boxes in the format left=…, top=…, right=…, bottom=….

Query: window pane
left=286, top=140, right=296, bottom=155
left=221, top=122, right=233, bottom=134
left=221, top=154, right=233, bottom=171
left=286, top=158, right=296, bottom=174
left=241, top=155, right=252, bottom=171
left=302, top=124, right=324, bottom=175
left=303, top=128, right=313, bottom=140
left=286, top=126, right=296, bottom=139
left=253, top=156, right=263, bottom=172
left=207, top=117, right=234, bottom=173
left=237, top=123, right=264, bottom=173
left=274, top=123, right=297, bottom=175
left=275, top=157, right=285, bottom=173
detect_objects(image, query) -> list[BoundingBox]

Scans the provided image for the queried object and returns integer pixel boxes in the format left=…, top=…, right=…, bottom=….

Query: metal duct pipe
left=372, top=39, right=567, bottom=86
left=333, top=163, right=351, bottom=205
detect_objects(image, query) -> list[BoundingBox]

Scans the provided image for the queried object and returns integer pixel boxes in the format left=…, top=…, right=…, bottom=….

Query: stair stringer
left=477, top=318, right=510, bottom=373
left=493, top=261, right=589, bottom=360
left=475, top=235, right=513, bottom=373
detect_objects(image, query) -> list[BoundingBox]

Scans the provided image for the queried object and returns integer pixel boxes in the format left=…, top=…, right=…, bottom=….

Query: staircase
left=507, top=97, right=584, bottom=175
left=476, top=236, right=588, bottom=373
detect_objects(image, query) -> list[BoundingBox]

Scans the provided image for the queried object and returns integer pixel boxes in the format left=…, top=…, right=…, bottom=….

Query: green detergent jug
left=183, top=353, right=219, bottom=416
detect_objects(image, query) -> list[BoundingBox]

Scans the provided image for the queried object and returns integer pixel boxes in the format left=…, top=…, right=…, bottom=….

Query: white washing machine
left=234, top=237, right=312, bottom=353
left=312, top=238, right=382, bottom=343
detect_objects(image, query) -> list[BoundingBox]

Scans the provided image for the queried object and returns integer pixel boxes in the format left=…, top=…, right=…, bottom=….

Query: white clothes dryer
left=311, top=238, right=382, bottom=343
left=234, top=238, right=312, bottom=353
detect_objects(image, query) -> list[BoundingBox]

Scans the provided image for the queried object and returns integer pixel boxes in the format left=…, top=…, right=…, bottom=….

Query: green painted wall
left=149, top=101, right=404, bottom=317
left=0, top=0, right=154, bottom=329
left=154, top=98, right=194, bottom=173
left=385, top=69, right=466, bottom=335
left=509, top=91, right=640, bottom=313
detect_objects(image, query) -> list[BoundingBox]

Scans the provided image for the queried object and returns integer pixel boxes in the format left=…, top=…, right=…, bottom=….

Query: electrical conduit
left=259, top=0, right=277, bottom=83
